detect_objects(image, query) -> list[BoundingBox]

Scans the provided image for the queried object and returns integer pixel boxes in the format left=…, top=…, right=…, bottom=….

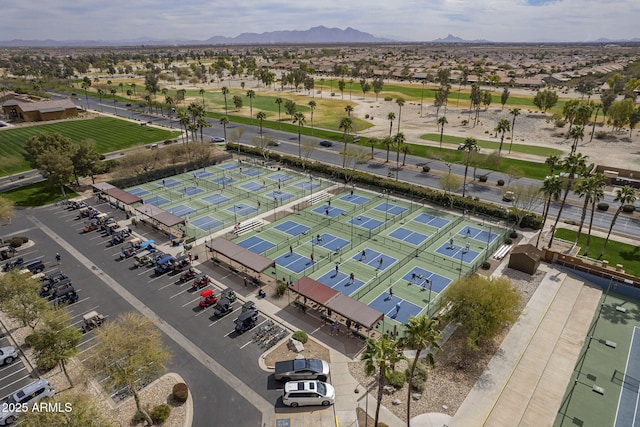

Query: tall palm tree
left=197, top=115, right=211, bottom=142
left=339, top=117, right=354, bottom=168
left=199, top=88, right=205, bottom=106
left=569, top=125, right=584, bottom=154
left=246, top=89, right=255, bottom=122
left=118, top=82, right=124, bottom=96
left=177, top=110, right=190, bottom=143
left=165, top=96, right=174, bottom=119
left=345, top=104, right=354, bottom=117
left=401, top=316, right=441, bottom=427
left=548, top=153, right=588, bottom=248
left=308, top=100, right=316, bottom=135
left=572, top=175, right=601, bottom=245
left=401, top=144, right=410, bottom=166
left=461, top=137, right=479, bottom=197
left=583, top=174, right=606, bottom=256
left=394, top=132, right=406, bottom=181
left=256, top=111, right=267, bottom=142
left=97, top=88, right=104, bottom=111
left=383, top=136, right=393, bottom=163
left=362, top=335, right=404, bottom=427
left=293, top=112, right=305, bottom=159
left=130, top=82, right=137, bottom=97
left=219, top=116, right=229, bottom=141
left=496, top=118, right=511, bottom=157
left=600, top=186, right=637, bottom=258
left=274, top=97, right=283, bottom=128
left=536, top=175, right=563, bottom=248
left=396, top=97, right=405, bottom=133
left=221, top=86, right=229, bottom=115
left=508, top=108, right=520, bottom=153
left=387, top=112, right=395, bottom=137
left=437, top=116, right=448, bottom=148
left=545, top=154, right=562, bottom=175
left=589, top=103, right=601, bottom=142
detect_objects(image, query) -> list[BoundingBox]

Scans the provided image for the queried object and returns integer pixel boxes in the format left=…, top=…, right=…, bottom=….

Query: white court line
left=614, top=326, right=640, bottom=427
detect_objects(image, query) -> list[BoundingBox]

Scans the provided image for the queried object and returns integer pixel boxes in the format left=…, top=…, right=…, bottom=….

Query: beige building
left=1, top=98, right=78, bottom=122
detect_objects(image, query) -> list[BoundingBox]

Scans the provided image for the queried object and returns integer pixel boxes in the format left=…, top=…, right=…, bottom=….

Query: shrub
left=595, top=131, right=607, bottom=140
left=461, top=119, right=469, bottom=126
left=509, top=231, right=518, bottom=239
left=21, top=236, right=28, bottom=244
left=410, top=378, right=425, bottom=392
left=275, top=282, right=288, bottom=296
left=497, top=179, right=505, bottom=186
left=622, top=204, right=636, bottom=213
left=9, top=237, right=23, bottom=248
left=384, top=96, right=393, bottom=101
left=292, top=330, right=308, bottom=344
left=504, top=238, right=513, bottom=245
left=482, top=261, right=491, bottom=270
left=378, top=424, right=389, bottom=427
left=132, top=410, right=146, bottom=424
left=422, top=165, right=430, bottom=173
left=36, top=358, right=56, bottom=372
left=385, top=370, right=406, bottom=388
left=478, top=175, right=488, bottom=182
left=151, top=404, right=171, bottom=425
left=597, top=202, right=609, bottom=211
left=24, top=334, right=36, bottom=347
left=172, top=383, right=189, bottom=403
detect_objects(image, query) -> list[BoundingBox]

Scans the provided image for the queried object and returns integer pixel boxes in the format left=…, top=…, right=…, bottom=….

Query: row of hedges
left=228, top=143, right=543, bottom=230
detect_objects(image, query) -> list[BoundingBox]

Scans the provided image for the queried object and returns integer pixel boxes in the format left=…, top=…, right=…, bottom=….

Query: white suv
left=0, top=379, right=55, bottom=425
left=0, top=346, right=17, bottom=365
left=282, top=380, right=335, bottom=407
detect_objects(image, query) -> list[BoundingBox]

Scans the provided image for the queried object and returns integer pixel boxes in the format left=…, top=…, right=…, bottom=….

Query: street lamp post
left=233, top=205, right=237, bottom=224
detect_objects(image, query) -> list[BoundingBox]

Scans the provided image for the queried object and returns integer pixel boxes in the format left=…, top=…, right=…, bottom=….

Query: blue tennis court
left=202, top=194, right=231, bottom=205
left=351, top=248, right=396, bottom=270
left=313, top=206, right=346, bottom=218
left=193, top=170, right=214, bottom=178
left=274, top=220, right=311, bottom=236
left=218, top=163, right=239, bottom=170
left=615, top=327, right=640, bottom=427
left=316, top=271, right=366, bottom=295
left=191, top=216, right=223, bottom=232
left=267, top=191, right=294, bottom=202
left=294, top=181, right=321, bottom=190
left=168, top=204, right=196, bottom=217
left=237, top=236, right=276, bottom=254
left=348, top=215, right=384, bottom=230
left=274, top=252, right=315, bottom=273
left=128, top=188, right=150, bottom=197
left=179, top=186, right=204, bottom=196
left=369, top=293, right=423, bottom=324
left=402, top=268, right=452, bottom=294
left=389, top=228, right=429, bottom=245
left=268, top=173, right=292, bottom=182
left=210, top=177, right=236, bottom=185
left=157, top=178, right=181, bottom=188
left=145, top=195, right=170, bottom=206
left=374, top=203, right=407, bottom=216
left=312, top=233, right=350, bottom=252
left=241, top=168, right=262, bottom=177
left=340, top=194, right=370, bottom=205
left=227, top=203, right=257, bottom=216
left=435, top=242, right=481, bottom=263
left=457, top=226, right=499, bottom=244
left=413, top=213, right=450, bottom=229
left=241, top=182, right=266, bottom=192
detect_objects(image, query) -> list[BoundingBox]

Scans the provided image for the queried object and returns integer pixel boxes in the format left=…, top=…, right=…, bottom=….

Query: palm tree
left=589, top=103, right=602, bottom=142
left=165, top=96, right=174, bottom=119
left=583, top=174, right=606, bottom=256
left=274, top=97, right=283, bottom=128
left=396, top=97, right=405, bottom=133
left=339, top=117, right=354, bottom=167
left=97, top=88, right=104, bottom=111
left=496, top=118, right=511, bottom=157
left=569, top=125, right=584, bottom=154
left=256, top=111, right=267, bottom=142
left=219, top=116, right=229, bottom=141
left=144, top=95, right=152, bottom=113
left=387, top=112, right=395, bottom=137
left=600, top=186, right=637, bottom=258
left=246, top=89, right=255, bottom=122
left=308, top=100, right=316, bottom=135
left=369, top=137, right=378, bottom=159
left=197, top=115, right=211, bottom=142
left=401, top=316, right=441, bottom=427
left=362, top=335, right=404, bottom=427
left=461, top=137, right=479, bottom=197
left=536, top=175, right=563, bottom=248
left=199, top=88, right=205, bottom=106
left=545, top=154, right=562, bottom=175
left=130, top=83, right=137, bottom=97
left=177, top=110, right=190, bottom=143
left=394, top=132, right=406, bottom=181
left=573, top=174, right=606, bottom=248
left=548, top=153, right=588, bottom=248
left=437, top=116, right=448, bottom=148
left=118, top=82, right=124, bottom=96
left=508, top=108, right=520, bottom=153
left=293, top=112, right=305, bottom=159
left=345, top=104, right=354, bottom=117
left=221, top=86, right=229, bottom=115
left=401, top=144, right=410, bottom=166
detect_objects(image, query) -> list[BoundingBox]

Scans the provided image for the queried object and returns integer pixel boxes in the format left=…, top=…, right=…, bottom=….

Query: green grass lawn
left=0, top=118, right=180, bottom=176
left=1, top=181, right=77, bottom=207
left=420, top=133, right=563, bottom=157
left=554, top=228, right=640, bottom=277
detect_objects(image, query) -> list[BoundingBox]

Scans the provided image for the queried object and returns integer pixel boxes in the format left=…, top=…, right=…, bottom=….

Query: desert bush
left=410, top=378, right=425, bottom=392
left=151, top=404, right=171, bottom=425
left=597, top=202, right=609, bottom=211
left=504, top=238, right=513, bottom=245
left=384, top=96, right=393, bottom=101
left=422, top=165, right=431, bottom=173
left=509, top=231, right=518, bottom=239
left=172, top=383, right=189, bottom=403
left=461, top=119, right=469, bottom=126
left=482, top=261, right=491, bottom=270
left=497, top=179, right=505, bottom=186
left=292, top=330, right=308, bottom=344
left=9, top=237, right=24, bottom=248
left=622, top=204, right=636, bottom=213
left=275, top=282, right=288, bottom=296
left=595, top=131, right=607, bottom=140
left=385, top=370, right=406, bottom=388
left=478, top=175, right=488, bottom=182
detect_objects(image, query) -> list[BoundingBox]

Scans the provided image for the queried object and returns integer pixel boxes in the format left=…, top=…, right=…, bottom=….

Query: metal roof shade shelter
left=91, top=183, right=143, bottom=206
left=207, top=237, right=276, bottom=278
left=291, top=276, right=384, bottom=331
left=134, top=204, right=185, bottom=239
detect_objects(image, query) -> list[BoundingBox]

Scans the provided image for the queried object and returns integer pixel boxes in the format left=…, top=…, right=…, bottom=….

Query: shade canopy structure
left=91, top=183, right=143, bottom=206
left=135, top=204, right=185, bottom=229
left=291, top=276, right=384, bottom=330
left=207, top=238, right=275, bottom=274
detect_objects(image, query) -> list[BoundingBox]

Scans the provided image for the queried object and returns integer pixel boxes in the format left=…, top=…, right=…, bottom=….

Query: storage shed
left=508, top=244, right=544, bottom=275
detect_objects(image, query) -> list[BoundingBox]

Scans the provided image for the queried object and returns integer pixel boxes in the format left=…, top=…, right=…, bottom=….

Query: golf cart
left=179, top=268, right=197, bottom=282
left=213, top=297, right=234, bottom=318
left=81, top=311, right=106, bottom=333
left=234, top=307, right=258, bottom=334
left=199, top=289, right=218, bottom=308
left=221, top=288, right=237, bottom=303
left=192, top=273, right=211, bottom=289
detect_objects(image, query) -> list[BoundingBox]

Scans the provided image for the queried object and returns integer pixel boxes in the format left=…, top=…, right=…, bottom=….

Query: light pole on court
left=458, top=248, right=466, bottom=279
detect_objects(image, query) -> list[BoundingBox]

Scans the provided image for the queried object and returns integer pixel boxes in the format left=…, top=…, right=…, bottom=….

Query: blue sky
left=1, top=0, right=637, bottom=42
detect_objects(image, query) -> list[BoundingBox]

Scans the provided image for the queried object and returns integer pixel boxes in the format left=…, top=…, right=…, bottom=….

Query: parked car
left=267, top=140, right=281, bottom=146
left=210, top=137, right=226, bottom=143
left=319, top=140, right=333, bottom=147
left=0, top=346, right=17, bottom=366
left=274, top=359, right=330, bottom=382
left=502, top=191, right=515, bottom=202
left=0, top=379, right=55, bottom=425
left=23, top=259, right=45, bottom=274
left=282, top=380, right=335, bottom=407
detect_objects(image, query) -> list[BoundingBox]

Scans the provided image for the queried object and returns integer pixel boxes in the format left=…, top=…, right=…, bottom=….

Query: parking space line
left=171, top=286, right=202, bottom=300
left=180, top=296, right=201, bottom=308
left=137, top=267, right=155, bottom=276
left=158, top=280, right=186, bottom=291
left=207, top=307, right=241, bottom=326
left=67, top=305, right=100, bottom=320
left=0, top=369, right=30, bottom=389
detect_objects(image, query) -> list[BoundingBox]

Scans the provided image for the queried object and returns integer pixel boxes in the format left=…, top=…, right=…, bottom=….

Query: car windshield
left=317, top=382, right=326, bottom=395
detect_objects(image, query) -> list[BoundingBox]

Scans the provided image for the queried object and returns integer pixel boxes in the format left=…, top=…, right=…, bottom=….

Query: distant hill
left=431, top=34, right=493, bottom=44
left=0, top=26, right=393, bottom=47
